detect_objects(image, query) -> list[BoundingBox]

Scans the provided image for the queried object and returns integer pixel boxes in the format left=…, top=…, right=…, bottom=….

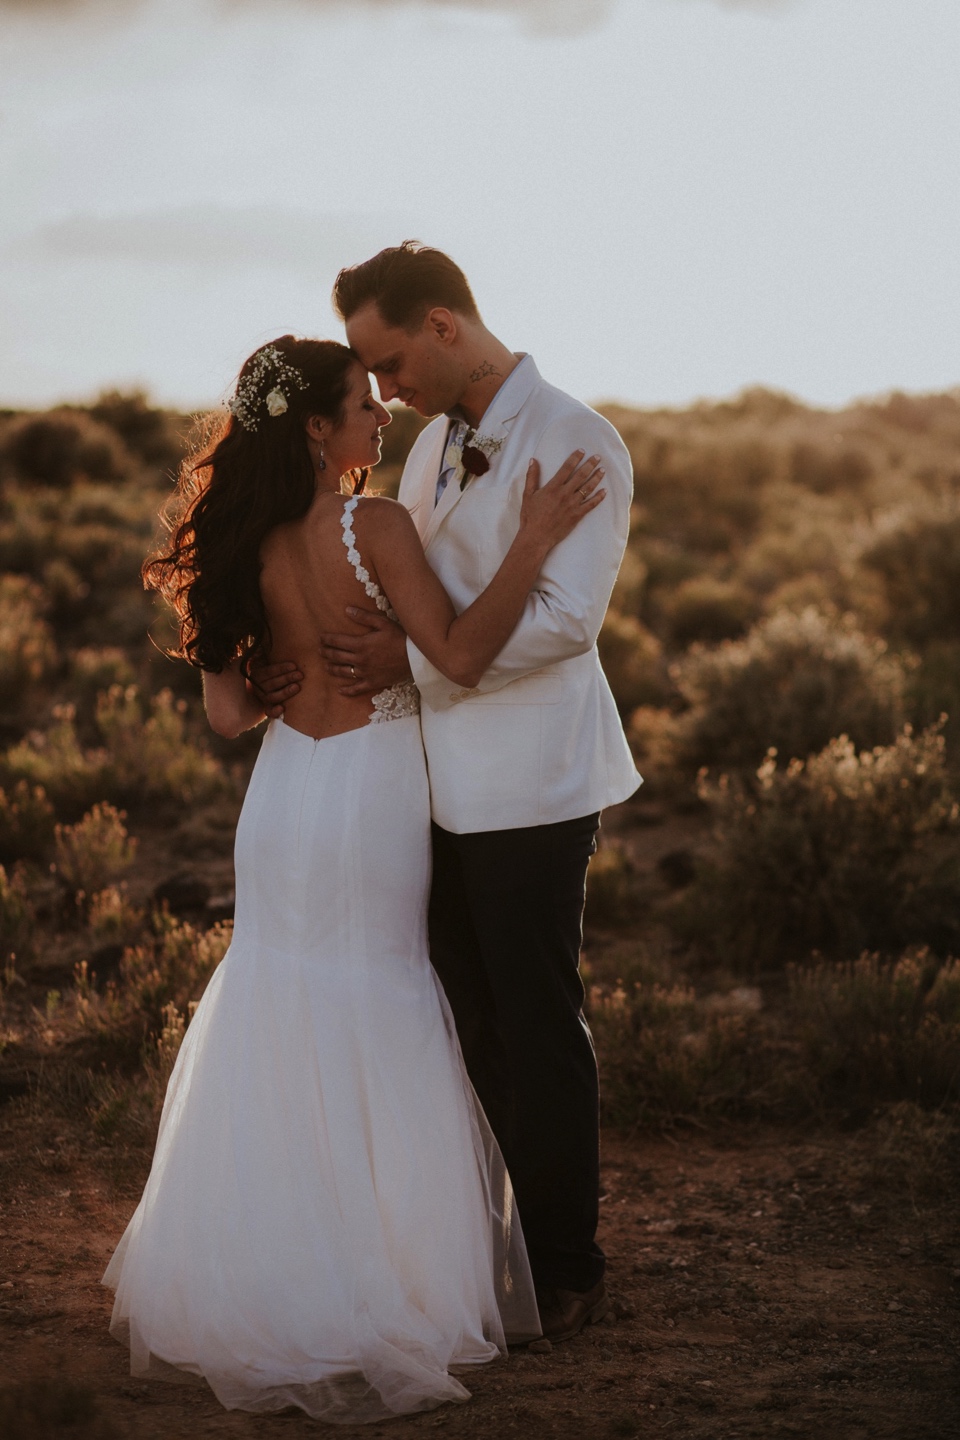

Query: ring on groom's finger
left=350, top=666, right=357, bottom=677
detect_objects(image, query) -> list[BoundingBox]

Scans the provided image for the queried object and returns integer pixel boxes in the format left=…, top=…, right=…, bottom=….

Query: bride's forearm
left=416, top=531, right=549, bottom=689
left=203, top=665, right=267, bottom=739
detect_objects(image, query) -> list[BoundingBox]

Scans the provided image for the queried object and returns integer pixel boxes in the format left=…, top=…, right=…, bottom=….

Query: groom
left=264, top=243, right=640, bottom=1340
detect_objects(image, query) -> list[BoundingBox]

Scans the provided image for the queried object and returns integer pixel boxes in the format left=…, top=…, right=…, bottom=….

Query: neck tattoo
left=469, top=360, right=501, bottom=384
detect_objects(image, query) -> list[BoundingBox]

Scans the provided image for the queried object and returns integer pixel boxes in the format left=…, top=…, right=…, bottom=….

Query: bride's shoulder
left=353, top=494, right=416, bottom=535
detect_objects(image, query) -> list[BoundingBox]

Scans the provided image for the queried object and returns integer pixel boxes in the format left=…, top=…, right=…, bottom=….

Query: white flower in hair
left=228, top=344, right=308, bottom=431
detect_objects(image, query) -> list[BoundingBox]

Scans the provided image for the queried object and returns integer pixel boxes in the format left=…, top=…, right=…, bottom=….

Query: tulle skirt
left=103, top=715, right=540, bottom=1423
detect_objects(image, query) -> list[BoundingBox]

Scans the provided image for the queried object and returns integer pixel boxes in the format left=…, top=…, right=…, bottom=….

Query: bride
left=104, top=336, right=606, bottom=1424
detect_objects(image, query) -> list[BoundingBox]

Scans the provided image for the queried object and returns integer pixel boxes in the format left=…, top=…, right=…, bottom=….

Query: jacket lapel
left=421, top=459, right=466, bottom=550
left=402, top=423, right=448, bottom=544
left=415, top=357, right=544, bottom=552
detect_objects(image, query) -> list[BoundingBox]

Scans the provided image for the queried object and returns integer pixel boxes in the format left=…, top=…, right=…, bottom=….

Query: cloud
left=5, top=205, right=402, bottom=273
left=0, top=0, right=789, bottom=29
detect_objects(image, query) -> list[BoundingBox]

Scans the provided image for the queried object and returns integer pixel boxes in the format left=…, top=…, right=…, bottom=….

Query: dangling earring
left=317, top=439, right=326, bottom=472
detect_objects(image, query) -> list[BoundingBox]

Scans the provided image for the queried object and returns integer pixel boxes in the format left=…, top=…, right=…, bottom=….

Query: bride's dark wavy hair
left=143, top=336, right=367, bottom=673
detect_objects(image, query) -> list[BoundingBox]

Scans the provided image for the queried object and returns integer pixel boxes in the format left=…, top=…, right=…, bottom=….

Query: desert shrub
left=631, top=437, right=773, bottom=553
left=54, top=802, right=137, bottom=898
left=738, top=517, right=849, bottom=600
left=597, top=612, right=667, bottom=712
left=790, top=440, right=872, bottom=494
left=88, top=885, right=142, bottom=945
left=95, top=684, right=226, bottom=804
left=585, top=841, right=641, bottom=928
left=74, top=914, right=231, bottom=1044
left=0, top=574, right=56, bottom=705
left=1, top=706, right=108, bottom=817
left=69, top=646, right=137, bottom=710
left=864, top=510, right=960, bottom=644
left=0, top=863, right=33, bottom=964
left=904, top=639, right=960, bottom=762
left=1, top=688, right=226, bottom=814
left=667, top=607, right=904, bottom=776
left=610, top=546, right=647, bottom=616
left=88, top=389, right=186, bottom=471
left=788, top=951, right=960, bottom=1115
left=664, top=575, right=755, bottom=646
left=683, top=725, right=960, bottom=968
left=87, top=885, right=145, bottom=950
left=849, top=1102, right=959, bottom=1201
left=591, top=977, right=768, bottom=1127
left=41, top=556, right=89, bottom=625
left=0, top=780, right=56, bottom=863
left=0, top=409, right=132, bottom=487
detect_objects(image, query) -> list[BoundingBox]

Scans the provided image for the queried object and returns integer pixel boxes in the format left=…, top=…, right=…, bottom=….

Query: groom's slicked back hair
left=333, top=240, right=480, bottom=333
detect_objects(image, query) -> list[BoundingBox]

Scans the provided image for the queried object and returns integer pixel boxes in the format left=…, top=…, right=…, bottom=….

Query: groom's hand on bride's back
left=247, top=661, right=304, bottom=717
left=319, top=607, right=413, bottom=698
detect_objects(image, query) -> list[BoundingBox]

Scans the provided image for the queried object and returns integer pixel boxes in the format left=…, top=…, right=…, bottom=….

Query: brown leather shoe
left=536, top=1280, right=611, bottom=1343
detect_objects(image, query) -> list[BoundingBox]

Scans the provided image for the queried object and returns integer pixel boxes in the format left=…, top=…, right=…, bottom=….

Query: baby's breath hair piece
left=228, top=345, right=309, bottom=432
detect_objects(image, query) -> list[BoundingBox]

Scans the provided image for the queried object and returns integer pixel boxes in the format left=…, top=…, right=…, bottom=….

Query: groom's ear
left=424, top=307, right=459, bottom=347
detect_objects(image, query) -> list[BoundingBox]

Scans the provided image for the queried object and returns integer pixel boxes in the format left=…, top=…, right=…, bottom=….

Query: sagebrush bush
left=630, top=436, right=773, bottom=553
left=597, top=612, right=667, bottom=713
left=788, top=951, right=960, bottom=1115
left=790, top=440, right=872, bottom=495
left=2, top=705, right=108, bottom=817
left=864, top=509, right=960, bottom=644
left=590, top=977, right=769, bottom=1126
left=89, top=389, right=186, bottom=472
left=682, top=724, right=960, bottom=968
left=74, top=914, right=231, bottom=1043
left=2, top=686, right=226, bottom=814
left=584, top=841, right=641, bottom=928
left=664, top=575, right=755, bottom=646
left=0, top=574, right=56, bottom=705
left=0, top=780, right=55, bottom=863
left=68, top=646, right=137, bottom=716
left=95, top=684, right=227, bottom=804
left=0, top=409, right=132, bottom=487
left=87, top=885, right=145, bottom=949
left=54, top=803, right=137, bottom=898
left=0, top=863, right=33, bottom=965
left=667, top=607, right=904, bottom=775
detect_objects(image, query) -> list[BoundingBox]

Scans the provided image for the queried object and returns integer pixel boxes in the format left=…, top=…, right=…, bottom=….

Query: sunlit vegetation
left=1, top=383, right=959, bottom=1147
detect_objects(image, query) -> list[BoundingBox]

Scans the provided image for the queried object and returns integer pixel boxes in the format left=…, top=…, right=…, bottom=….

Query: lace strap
left=340, top=497, right=391, bottom=615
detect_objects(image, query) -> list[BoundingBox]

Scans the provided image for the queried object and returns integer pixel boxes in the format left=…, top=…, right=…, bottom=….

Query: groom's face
left=345, top=302, right=461, bottom=419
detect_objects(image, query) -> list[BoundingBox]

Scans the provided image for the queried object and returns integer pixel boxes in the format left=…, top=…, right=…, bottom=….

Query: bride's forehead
left=345, top=365, right=372, bottom=401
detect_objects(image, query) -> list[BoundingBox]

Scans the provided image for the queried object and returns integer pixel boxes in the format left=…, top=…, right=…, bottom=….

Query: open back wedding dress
left=103, top=498, right=540, bottom=1423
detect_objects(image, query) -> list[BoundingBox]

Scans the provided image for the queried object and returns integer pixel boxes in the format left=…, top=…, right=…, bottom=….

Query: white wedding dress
left=103, top=498, right=540, bottom=1423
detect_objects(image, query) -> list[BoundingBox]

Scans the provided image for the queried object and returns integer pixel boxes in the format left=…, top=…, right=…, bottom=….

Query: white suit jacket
left=399, top=355, right=642, bottom=834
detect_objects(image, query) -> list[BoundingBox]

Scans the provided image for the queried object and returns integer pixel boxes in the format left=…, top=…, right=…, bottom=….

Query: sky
left=1, top=0, right=958, bottom=412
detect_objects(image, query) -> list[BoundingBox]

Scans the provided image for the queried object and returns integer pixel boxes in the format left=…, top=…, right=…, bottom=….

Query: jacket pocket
left=467, top=670, right=562, bottom=705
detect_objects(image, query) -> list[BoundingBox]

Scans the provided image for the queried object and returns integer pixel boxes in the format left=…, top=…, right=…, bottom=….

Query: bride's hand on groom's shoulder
left=319, top=607, right=413, bottom=697
left=519, top=449, right=607, bottom=552
left=248, top=660, right=304, bottom=717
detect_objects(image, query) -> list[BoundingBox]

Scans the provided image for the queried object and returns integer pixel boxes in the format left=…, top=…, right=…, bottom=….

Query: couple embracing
left=104, top=242, right=641, bottom=1423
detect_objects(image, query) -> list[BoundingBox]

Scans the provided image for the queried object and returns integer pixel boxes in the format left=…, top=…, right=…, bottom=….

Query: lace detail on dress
left=340, top=498, right=420, bottom=725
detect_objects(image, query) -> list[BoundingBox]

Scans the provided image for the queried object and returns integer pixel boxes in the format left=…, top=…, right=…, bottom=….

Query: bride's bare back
left=203, top=450, right=605, bottom=742
left=258, top=492, right=384, bottom=741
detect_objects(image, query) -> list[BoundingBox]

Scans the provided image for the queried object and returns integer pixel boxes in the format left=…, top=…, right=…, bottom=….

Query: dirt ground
left=2, top=1106, right=958, bottom=1440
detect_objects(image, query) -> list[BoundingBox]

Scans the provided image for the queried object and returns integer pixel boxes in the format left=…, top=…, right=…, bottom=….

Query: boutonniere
left=457, top=429, right=503, bottom=492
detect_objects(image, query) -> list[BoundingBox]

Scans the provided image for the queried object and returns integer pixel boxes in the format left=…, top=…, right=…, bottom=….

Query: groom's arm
left=408, top=412, right=632, bottom=706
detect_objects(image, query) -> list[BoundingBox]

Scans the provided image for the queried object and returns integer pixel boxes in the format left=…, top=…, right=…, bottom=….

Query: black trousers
left=428, top=811, right=604, bottom=1294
